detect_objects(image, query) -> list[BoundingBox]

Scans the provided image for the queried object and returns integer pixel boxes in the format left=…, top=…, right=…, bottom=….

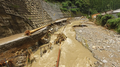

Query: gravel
left=74, top=18, right=120, bottom=67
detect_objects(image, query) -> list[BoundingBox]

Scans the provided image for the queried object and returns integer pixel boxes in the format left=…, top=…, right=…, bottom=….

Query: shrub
left=101, top=14, right=114, bottom=26
left=71, top=8, right=77, bottom=13
left=90, top=9, right=98, bottom=14
left=66, top=1, right=72, bottom=6
left=117, top=25, right=120, bottom=33
left=114, top=18, right=120, bottom=34
left=114, top=18, right=120, bottom=27
left=60, top=8, right=67, bottom=11
left=96, top=14, right=103, bottom=21
left=62, top=2, right=68, bottom=8
left=96, top=14, right=103, bottom=25
left=107, top=18, right=120, bottom=28
left=87, top=15, right=92, bottom=19
left=107, top=18, right=120, bottom=33
left=106, top=19, right=116, bottom=29
left=117, top=12, right=120, bottom=17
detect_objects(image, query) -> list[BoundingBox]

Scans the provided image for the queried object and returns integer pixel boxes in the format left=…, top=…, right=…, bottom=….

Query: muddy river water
left=28, top=19, right=97, bottom=67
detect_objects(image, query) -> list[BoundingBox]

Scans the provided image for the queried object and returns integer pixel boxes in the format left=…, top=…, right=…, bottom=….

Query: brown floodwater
left=27, top=20, right=97, bottom=67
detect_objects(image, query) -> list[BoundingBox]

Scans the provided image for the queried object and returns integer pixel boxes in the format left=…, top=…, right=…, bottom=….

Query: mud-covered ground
left=26, top=17, right=98, bottom=67
left=74, top=17, right=120, bottom=67
left=0, top=21, right=69, bottom=67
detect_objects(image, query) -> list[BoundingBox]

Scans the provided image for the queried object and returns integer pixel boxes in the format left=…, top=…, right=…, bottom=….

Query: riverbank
left=74, top=18, right=120, bottom=67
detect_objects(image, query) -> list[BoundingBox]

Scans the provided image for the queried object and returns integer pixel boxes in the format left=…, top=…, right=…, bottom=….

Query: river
left=28, top=18, right=97, bottom=67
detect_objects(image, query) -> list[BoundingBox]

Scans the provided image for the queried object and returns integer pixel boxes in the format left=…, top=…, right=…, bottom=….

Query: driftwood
left=54, top=33, right=67, bottom=44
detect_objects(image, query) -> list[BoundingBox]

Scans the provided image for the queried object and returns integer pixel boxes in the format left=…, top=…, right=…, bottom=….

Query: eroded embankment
left=28, top=17, right=97, bottom=67
left=0, top=19, right=68, bottom=67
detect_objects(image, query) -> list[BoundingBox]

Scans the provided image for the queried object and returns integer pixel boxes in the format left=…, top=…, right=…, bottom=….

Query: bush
left=60, top=8, right=67, bottom=11
left=96, top=14, right=103, bottom=25
left=62, top=2, right=68, bottom=8
left=106, top=19, right=116, bottom=29
left=96, top=14, right=103, bottom=21
left=107, top=18, right=120, bottom=33
left=117, top=12, right=120, bottom=17
left=90, top=9, right=98, bottom=14
left=117, top=26, right=120, bottom=33
left=71, top=8, right=77, bottom=13
left=101, top=14, right=114, bottom=26
left=66, top=1, right=72, bottom=6
left=87, top=15, right=92, bottom=19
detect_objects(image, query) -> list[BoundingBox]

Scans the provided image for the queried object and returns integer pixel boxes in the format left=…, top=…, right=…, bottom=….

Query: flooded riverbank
left=28, top=17, right=97, bottom=67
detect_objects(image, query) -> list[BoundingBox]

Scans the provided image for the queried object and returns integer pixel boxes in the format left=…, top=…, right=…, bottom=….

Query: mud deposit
left=0, top=20, right=68, bottom=67
left=28, top=18, right=97, bottom=67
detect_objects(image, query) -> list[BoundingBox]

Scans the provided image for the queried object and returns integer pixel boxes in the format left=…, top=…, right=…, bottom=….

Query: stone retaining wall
left=0, top=0, right=66, bottom=38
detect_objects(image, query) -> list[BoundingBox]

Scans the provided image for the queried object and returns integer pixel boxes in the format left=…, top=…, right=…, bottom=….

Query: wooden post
left=56, top=44, right=61, bottom=67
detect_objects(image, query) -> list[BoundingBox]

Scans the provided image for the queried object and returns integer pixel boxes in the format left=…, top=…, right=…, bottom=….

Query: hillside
left=45, top=0, right=120, bottom=15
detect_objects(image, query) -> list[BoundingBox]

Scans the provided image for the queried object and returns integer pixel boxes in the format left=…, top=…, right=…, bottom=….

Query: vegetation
left=101, top=14, right=114, bottom=26
left=45, top=0, right=120, bottom=33
left=117, top=13, right=120, bottom=17
left=96, top=14, right=114, bottom=26
left=107, top=18, right=120, bottom=33
left=96, top=14, right=120, bottom=33
left=96, top=14, right=103, bottom=25
left=45, top=0, right=120, bottom=15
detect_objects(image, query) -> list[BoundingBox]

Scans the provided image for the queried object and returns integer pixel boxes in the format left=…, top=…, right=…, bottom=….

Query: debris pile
left=73, top=25, right=87, bottom=27
left=39, top=32, right=51, bottom=44
left=0, top=49, right=36, bottom=67
left=54, top=33, right=67, bottom=44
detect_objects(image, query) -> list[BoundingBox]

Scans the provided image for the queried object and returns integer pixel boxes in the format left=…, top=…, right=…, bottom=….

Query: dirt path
left=74, top=18, right=120, bottom=67
left=27, top=17, right=97, bottom=67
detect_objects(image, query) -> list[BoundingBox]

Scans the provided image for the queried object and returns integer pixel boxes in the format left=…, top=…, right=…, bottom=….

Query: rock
left=79, top=30, right=82, bottom=33
left=14, top=56, right=26, bottom=67
left=105, top=38, right=108, bottom=40
left=102, top=60, right=108, bottom=63
left=97, top=40, right=101, bottom=43
left=107, top=46, right=110, bottom=48
left=40, top=35, right=50, bottom=44
left=109, top=53, right=114, bottom=58
left=98, top=46, right=104, bottom=50
left=94, top=61, right=103, bottom=67
left=92, top=46, right=97, bottom=50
